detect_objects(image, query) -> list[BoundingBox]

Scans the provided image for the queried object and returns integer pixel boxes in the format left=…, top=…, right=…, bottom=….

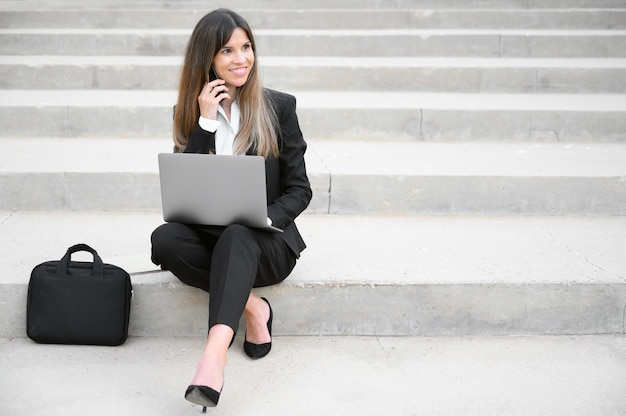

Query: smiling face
left=212, top=27, right=255, bottom=91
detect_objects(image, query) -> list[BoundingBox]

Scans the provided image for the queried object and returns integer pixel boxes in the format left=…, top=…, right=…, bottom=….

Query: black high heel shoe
left=244, top=297, right=273, bottom=359
left=185, top=384, right=221, bottom=412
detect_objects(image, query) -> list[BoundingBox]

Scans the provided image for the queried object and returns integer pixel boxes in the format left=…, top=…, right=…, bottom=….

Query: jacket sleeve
left=183, top=124, right=216, bottom=154
left=266, top=91, right=312, bottom=228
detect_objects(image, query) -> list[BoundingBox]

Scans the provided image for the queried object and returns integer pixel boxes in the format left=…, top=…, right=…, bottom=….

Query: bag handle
left=56, top=243, right=104, bottom=277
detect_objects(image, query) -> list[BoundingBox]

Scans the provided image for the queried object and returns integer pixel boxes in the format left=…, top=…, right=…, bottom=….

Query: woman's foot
left=244, top=295, right=272, bottom=344
left=244, top=296, right=273, bottom=358
left=190, top=351, right=225, bottom=393
left=186, top=324, right=232, bottom=407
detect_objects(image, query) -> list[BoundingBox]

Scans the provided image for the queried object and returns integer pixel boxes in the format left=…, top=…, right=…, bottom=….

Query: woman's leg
left=204, top=224, right=296, bottom=334
left=152, top=222, right=296, bottom=334
left=150, top=222, right=215, bottom=292
left=242, top=229, right=297, bottom=344
left=153, top=223, right=297, bottom=396
left=190, top=225, right=296, bottom=393
left=190, top=323, right=233, bottom=393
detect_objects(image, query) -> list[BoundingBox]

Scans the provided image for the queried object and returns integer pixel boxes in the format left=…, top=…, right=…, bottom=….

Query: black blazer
left=183, top=89, right=312, bottom=257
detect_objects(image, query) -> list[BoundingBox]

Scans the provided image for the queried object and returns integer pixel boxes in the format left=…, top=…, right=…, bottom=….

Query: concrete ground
left=1, top=335, right=626, bottom=416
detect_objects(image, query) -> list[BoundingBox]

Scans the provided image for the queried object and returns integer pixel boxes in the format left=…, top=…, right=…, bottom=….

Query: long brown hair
left=173, top=9, right=279, bottom=157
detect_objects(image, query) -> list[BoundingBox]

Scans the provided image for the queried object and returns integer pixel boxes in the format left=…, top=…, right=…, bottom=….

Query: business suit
left=151, top=89, right=311, bottom=334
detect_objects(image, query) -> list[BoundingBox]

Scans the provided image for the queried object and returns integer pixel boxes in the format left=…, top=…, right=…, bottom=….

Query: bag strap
left=56, top=243, right=104, bottom=277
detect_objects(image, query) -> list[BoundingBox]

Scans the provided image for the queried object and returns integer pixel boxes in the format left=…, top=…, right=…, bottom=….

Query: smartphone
left=208, top=66, right=226, bottom=104
left=208, top=66, right=219, bottom=82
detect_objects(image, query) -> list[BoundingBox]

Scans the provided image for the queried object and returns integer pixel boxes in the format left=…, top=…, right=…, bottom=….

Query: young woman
left=150, top=9, right=312, bottom=410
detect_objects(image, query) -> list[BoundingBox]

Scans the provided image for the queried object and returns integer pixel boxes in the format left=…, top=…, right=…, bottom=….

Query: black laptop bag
left=27, top=243, right=132, bottom=346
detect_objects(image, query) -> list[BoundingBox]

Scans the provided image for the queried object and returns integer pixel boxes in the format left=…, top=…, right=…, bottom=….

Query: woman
left=150, top=9, right=311, bottom=411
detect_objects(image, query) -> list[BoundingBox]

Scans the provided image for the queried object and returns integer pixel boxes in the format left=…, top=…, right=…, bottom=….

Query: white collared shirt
left=198, top=100, right=240, bottom=155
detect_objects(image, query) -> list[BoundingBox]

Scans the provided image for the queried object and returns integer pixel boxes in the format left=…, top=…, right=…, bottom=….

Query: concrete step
left=1, top=138, right=625, bottom=214
left=3, top=0, right=626, bottom=10
left=2, top=28, right=626, bottom=57
left=2, top=90, right=625, bottom=142
left=3, top=56, right=626, bottom=94
left=1, top=212, right=625, bottom=339
left=2, top=8, right=624, bottom=30
left=1, top=335, right=625, bottom=415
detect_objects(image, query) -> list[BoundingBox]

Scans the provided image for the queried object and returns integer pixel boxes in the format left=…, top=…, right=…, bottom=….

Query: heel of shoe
left=185, top=384, right=220, bottom=409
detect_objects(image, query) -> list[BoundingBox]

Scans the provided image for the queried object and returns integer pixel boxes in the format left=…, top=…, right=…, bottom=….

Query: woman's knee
left=151, top=222, right=195, bottom=265
left=221, top=224, right=256, bottom=242
left=215, top=224, right=260, bottom=259
left=152, top=223, right=188, bottom=248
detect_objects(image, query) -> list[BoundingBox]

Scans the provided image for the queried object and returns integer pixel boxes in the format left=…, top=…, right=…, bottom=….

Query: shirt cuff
left=198, top=116, right=220, bottom=132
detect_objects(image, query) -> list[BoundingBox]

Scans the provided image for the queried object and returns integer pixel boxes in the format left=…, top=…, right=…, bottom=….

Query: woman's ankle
left=190, top=324, right=232, bottom=389
left=244, top=297, right=271, bottom=343
left=191, top=353, right=225, bottom=391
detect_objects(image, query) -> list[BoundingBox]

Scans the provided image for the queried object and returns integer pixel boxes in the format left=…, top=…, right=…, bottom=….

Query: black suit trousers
left=150, top=222, right=297, bottom=334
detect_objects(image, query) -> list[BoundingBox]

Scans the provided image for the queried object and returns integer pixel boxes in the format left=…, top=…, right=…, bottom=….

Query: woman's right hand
left=198, top=79, right=229, bottom=120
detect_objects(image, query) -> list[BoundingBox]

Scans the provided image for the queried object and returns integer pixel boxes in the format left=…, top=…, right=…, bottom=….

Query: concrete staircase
left=1, top=1, right=626, bottom=341
left=2, top=2, right=626, bottom=415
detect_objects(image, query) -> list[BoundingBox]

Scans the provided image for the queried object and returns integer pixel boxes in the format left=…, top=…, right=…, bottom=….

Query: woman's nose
left=233, top=50, right=248, bottom=63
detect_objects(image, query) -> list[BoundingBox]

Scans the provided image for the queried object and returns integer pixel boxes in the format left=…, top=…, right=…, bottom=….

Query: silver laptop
left=158, top=153, right=282, bottom=233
